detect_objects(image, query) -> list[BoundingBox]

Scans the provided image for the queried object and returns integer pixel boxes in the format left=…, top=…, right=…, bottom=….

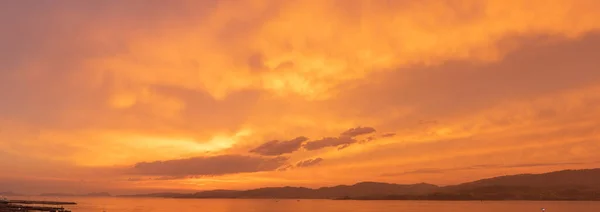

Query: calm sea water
left=16, top=197, right=600, bottom=212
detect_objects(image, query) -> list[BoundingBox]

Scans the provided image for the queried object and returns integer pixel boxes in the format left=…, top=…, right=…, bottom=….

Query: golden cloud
left=79, top=0, right=600, bottom=101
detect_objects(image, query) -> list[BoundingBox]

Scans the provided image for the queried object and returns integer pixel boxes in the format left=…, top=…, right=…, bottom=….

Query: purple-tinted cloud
left=304, top=136, right=356, bottom=151
left=130, top=155, right=287, bottom=177
left=381, top=133, right=396, bottom=138
left=295, top=158, right=324, bottom=168
left=340, top=126, right=376, bottom=137
left=249, top=136, right=309, bottom=156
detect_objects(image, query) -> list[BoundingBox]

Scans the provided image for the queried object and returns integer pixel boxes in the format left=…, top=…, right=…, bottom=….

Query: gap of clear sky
left=1, top=0, right=600, bottom=194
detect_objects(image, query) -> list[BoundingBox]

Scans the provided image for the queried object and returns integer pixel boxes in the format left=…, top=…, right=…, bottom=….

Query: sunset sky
left=1, top=0, right=600, bottom=194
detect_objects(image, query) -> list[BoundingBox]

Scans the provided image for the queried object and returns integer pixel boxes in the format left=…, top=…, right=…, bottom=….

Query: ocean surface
left=15, top=197, right=600, bottom=212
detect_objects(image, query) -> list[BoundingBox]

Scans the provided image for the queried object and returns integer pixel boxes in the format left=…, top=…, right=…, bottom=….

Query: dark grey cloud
left=295, top=158, right=324, bottom=168
left=340, top=126, right=376, bottom=137
left=303, top=136, right=356, bottom=151
left=337, top=143, right=351, bottom=150
left=294, top=127, right=382, bottom=151
left=301, top=127, right=383, bottom=151
left=381, top=133, right=396, bottom=138
left=130, top=155, right=287, bottom=177
left=249, top=136, right=309, bottom=156
left=277, top=158, right=325, bottom=171
left=381, top=162, right=587, bottom=177
left=276, top=164, right=294, bottom=172
left=359, top=136, right=381, bottom=145
left=358, top=133, right=398, bottom=144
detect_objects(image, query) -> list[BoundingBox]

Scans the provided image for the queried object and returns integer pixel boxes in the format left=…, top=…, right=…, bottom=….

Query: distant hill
left=0, top=192, right=23, bottom=196
left=423, top=169, right=600, bottom=201
left=118, top=192, right=192, bottom=198
left=39, top=192, right=111, bottom=197
left=122, top=168, right=600, bottom=200
left=361, top=168, right=600, bottom=200
left=449, top=169, right=600, bottom=189
left=312, top=182, right=439, bottom=198
left=124, top=182, right=438, bottom=199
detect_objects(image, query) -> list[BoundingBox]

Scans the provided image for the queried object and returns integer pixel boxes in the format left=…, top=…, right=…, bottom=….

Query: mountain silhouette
left=448, top=169, right=600, bottom=189
left=121, top=182, right=438, bottom=199
left=121, top=168, right=600, bottom=200
left=39, top=192, right=111, bottom=197
left=427, top=169, right=600, bottom=200
left=0, top=192, right=23, bottom=196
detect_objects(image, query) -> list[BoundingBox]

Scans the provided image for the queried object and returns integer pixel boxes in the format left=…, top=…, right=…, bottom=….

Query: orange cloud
left=2, top=0, right=600, bottom=193
left=71, top=0, right=600, bottom=101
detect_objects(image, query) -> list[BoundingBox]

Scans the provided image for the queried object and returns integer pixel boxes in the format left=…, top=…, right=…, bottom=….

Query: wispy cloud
left=381, top=133, right=397, bottom=138
left=295, top=158, right=324, bottom=168
left=277, top=157, right=325, bottom=171
left=340, top=127, right=376, bottom=137
left=304, top=136, right=356, bottom=151
left=249, top=136, right=309, bottom=156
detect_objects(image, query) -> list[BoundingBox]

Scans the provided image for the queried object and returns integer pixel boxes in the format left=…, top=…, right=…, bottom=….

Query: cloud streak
left=130, top=155, right=288, bottom=177
left=249, top=136, right=309, bottom=156
left=340, top=126, right=376, bottom=137
left=381, top=133, right=396, bottom=138
left=295, top=158, right=324, bottom=168
left=304, top=136, right=356, bottom=151
left=277, top=157, right=325, bottom=171
left=302, top=127, right=382, bottom=151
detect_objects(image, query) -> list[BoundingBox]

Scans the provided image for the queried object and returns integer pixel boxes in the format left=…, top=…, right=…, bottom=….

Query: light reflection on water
left=11, top=197, right=600, bottom=212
